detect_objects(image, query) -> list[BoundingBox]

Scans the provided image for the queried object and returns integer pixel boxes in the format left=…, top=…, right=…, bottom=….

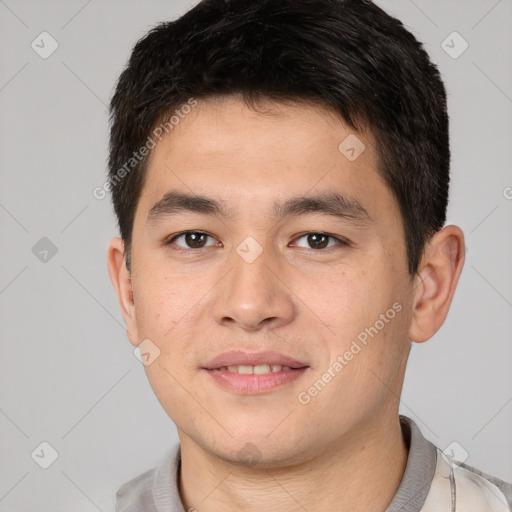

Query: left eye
left=169, top=231, right=218, bottom=249
left=293, top=233, right=343, bottom=250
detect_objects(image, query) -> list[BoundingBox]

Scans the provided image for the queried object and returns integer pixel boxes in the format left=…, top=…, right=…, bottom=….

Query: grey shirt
left=116, top=416, right=512, bottom=511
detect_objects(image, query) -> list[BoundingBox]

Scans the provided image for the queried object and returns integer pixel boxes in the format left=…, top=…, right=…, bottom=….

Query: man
left=106, top=0, right=512, bottom=510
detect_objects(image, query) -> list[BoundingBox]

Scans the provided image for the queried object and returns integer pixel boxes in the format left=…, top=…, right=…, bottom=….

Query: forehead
left=136, top=96, right=395, bottom=222
left=153, top=96, right=370, bottom=165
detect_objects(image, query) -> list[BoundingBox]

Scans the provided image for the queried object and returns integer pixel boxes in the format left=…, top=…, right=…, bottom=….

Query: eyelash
left=164, top=231, right=351, bottom=253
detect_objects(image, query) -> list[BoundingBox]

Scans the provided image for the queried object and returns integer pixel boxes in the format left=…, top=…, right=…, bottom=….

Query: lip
left=203, top=350, right=308, bottom=370
left=202, top=351, right=309, bottom=395
left=205, top=367, right=309, bottom=394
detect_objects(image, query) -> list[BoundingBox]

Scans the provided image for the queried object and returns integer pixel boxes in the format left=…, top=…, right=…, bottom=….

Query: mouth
left=202, top=351, right=310, bottom=394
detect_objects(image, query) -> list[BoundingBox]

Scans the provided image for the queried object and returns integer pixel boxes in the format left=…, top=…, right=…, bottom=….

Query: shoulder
left=116, top=466, right=158, bottom=512
left=421, top=448, right=512, bottom=511
left=457, top=458, right=512, bottom=510
left=115, top=445, right=183, bottom=512
left=393, top=417, right=511, bottom=512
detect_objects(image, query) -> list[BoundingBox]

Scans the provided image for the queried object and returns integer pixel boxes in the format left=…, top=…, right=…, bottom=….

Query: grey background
left=0, top=0, right=511, bottom=510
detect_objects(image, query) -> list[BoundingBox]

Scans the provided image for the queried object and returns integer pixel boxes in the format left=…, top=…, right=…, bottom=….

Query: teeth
left=222, top=364, right=292, bottom=374
left=253, top=364, right=271, bottom=374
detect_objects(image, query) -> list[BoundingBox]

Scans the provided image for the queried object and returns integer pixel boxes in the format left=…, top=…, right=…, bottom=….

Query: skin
left=107, top=95, right=465, bottom=511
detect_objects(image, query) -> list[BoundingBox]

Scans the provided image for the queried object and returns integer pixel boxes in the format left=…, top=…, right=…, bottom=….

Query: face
left=119, top=96, right=417, bottom=466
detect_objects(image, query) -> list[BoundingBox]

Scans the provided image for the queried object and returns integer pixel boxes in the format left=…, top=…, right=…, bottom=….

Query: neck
left=178, top=414, right=408, bottom=512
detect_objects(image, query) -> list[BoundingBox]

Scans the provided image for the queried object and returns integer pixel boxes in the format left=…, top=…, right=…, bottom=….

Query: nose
left=211, top=242, right=296, bottom=332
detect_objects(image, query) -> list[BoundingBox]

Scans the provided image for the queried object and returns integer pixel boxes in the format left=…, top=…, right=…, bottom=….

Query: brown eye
left=184, top=232, right=208, bottom=248
left=169, top=231, right=217, bottom=249
left=307, top=233, right=329, bottom=249
left=293, top=232, right=348, bottom=251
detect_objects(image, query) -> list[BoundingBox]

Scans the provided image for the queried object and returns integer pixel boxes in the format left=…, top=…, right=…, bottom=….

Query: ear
left=408, top=225, right=465, bottom=343
left=107, top=237, right=139, bottom=346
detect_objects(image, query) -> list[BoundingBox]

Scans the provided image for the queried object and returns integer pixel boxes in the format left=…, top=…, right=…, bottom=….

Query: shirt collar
left=384, top=415, right=438, bottom=512
left=148, top=415, right=437, bottom=512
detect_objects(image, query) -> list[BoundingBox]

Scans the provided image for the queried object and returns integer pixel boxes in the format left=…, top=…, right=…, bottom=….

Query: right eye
left=166, top=231, right=219, bottom=250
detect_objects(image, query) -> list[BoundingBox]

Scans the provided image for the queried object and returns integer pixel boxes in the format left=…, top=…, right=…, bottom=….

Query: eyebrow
left=146, top=190, right=371, bottom=225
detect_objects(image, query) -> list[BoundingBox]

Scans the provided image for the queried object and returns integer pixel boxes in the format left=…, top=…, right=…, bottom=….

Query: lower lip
left=204, top=368, right=309, bottom=394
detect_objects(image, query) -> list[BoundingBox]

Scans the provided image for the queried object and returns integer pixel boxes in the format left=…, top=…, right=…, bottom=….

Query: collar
left=118, top=415, right=437, bottom=512
left=384, top=415, right=438, bottom=511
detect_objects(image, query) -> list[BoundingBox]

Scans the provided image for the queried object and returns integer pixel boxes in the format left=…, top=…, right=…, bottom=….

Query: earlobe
left=106, top=237, right=139, bottom=346
left=408, top=225, right=465, bottom=343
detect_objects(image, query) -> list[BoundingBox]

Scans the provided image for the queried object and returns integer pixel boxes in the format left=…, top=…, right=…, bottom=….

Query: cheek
left=307, top=264, right=387, bottom=339
left=143, top=358, right=200, bottom=429
left=132, top=267, right=215, bottom=375
left=135, top=274, right=203, bottom=409
left=319, top=263, right=409, bottom=371
left=133, top=265, right=196, bottom=326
